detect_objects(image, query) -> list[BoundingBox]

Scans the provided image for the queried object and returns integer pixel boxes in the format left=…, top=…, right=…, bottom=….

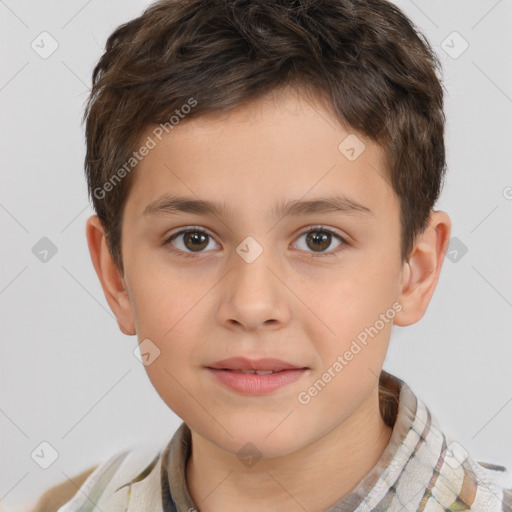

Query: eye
left=293, top=226, right=347, bottom=257
left=164, top=227, right=219, bottom=257
left=164, top=225, right=348, bottom=259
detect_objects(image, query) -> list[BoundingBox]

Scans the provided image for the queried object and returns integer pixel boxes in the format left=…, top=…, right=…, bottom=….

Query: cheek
left=131, top=281, right=206, bottom=414
left=320, top=268, right=396, bottom=321
left=127, top=262, right=200, bottom=334
left=300, top=262, right=398, bottom=363
left=128, top=269, right=211, bottom=369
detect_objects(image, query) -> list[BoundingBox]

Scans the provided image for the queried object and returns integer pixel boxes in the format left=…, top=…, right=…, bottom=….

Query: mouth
left=206, top=356, right=309, bottom=373
left=204, top=359, right=309, bottom=395
left=207, top=368, right=292, bottom=375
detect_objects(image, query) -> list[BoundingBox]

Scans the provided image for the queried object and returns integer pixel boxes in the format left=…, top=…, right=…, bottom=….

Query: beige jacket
left=30, top=465, right=98, bottom=512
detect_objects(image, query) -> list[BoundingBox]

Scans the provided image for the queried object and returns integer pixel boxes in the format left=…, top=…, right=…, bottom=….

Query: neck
left=185, top=384, right=393, bottom=512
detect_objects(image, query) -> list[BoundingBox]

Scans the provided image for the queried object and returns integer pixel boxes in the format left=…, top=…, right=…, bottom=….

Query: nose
left=215, top=242, right=291, bottom=331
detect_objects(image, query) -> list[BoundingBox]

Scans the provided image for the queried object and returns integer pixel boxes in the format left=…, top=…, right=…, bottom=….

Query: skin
left=86, top=87, right=451, bottom=512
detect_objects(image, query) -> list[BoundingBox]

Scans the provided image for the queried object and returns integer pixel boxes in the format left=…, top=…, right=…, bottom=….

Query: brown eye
left=182, top=231, right=209, bottom=251
left=306, top=231, right=331, bottom=252
left=167, top=228, right=219, bottom=255
left=294, top=227, right=345, bottom=257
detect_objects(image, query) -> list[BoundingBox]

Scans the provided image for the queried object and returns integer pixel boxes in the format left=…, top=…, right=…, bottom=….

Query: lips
left=206, top=365, right=309, bottom=395
left=226, top=369, right=280, bottom=375
left=206, top=356, right=307, bottom=373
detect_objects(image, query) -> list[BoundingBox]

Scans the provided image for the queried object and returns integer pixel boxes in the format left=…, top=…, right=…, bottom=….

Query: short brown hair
left=83, top=0, right=446, bottom=274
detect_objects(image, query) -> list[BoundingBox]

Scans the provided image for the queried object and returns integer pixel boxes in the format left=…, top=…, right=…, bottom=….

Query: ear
left=85, top=215, right=136, bottom=335
left=394, top=210, right=451, bottom=326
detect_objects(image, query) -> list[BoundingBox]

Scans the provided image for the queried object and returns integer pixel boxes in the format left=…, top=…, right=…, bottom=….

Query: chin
left=213, top=423, right=309, bottom=461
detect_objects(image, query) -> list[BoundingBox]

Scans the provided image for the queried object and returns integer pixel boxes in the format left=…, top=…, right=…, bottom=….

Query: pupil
left=185, top=232, right=208, bottom=251
left=307, top=231, right=330, bottom=252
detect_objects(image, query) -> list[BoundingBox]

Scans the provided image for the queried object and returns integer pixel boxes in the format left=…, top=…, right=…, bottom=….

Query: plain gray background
left=1, top=0, right=511, bottom=510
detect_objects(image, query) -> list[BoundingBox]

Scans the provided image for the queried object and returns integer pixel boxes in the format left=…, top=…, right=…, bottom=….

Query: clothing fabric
left=55, top=371, right=512, bottom=512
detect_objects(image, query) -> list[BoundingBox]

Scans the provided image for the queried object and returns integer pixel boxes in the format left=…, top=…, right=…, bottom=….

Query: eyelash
left=163, top=225, right=349, bottom=259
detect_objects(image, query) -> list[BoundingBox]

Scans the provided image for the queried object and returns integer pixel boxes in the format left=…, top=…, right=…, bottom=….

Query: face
left=119, top=88, right=406, bottom=458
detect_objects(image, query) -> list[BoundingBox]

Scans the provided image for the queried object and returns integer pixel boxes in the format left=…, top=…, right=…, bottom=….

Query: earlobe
left=394, top=211, right=451, bottom=327
left=85, top=215, right=136, bottom=335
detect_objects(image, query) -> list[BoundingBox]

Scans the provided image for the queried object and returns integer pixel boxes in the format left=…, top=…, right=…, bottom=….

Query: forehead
left=125, top=88, right=396, bottom=223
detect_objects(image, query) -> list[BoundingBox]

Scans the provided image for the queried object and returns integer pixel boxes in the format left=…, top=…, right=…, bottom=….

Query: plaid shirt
left=55, top=371, right=512, bottom=512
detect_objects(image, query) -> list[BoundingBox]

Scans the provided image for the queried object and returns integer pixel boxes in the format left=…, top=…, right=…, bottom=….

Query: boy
left=31, top=0, right=511, bottom=510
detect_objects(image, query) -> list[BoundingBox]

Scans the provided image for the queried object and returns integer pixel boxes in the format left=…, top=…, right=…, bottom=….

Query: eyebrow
left=142, top=193, right=374, bottom=220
